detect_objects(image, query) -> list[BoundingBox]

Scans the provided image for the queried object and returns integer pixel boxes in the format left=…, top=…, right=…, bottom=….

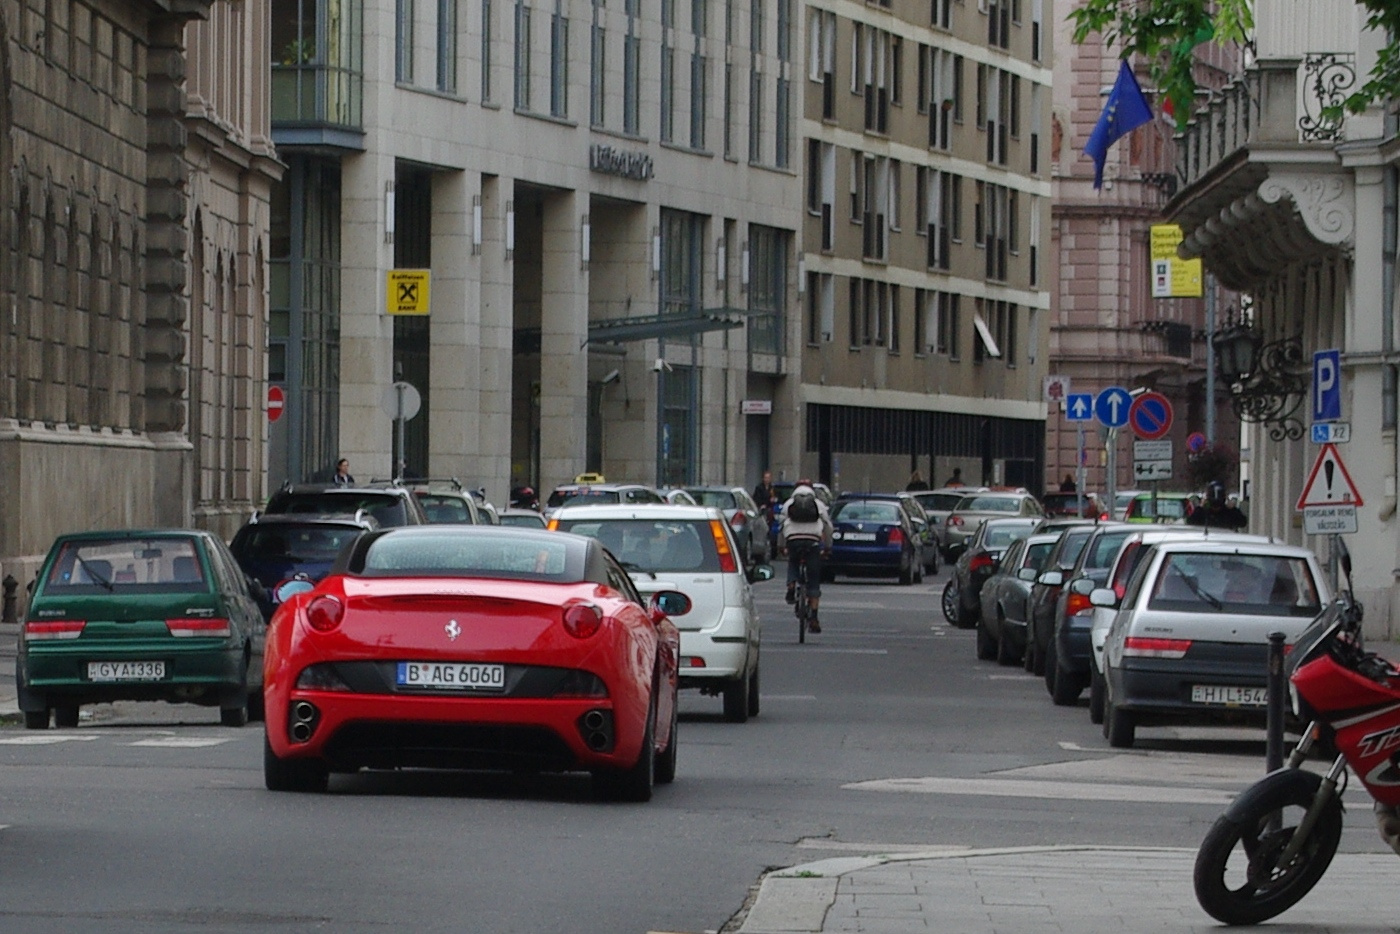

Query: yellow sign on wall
left=1148, top=225, right=1203, bottom=298
left=386, top=269, right=431, bottom=315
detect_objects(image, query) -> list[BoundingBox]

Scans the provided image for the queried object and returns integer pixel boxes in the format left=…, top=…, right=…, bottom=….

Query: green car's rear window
left=44, top=538, right=207, bottom=594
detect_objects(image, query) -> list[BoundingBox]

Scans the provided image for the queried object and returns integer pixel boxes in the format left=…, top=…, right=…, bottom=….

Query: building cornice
left=800, top=383, right=1046, bottom=421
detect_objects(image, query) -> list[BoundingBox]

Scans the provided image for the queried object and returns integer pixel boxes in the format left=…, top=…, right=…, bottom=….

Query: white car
left=1096, top=537, right=1328, bottom=748
left=1085, top=527, right=1269, bottom=724
left=548, top=504, right=773, bottom=722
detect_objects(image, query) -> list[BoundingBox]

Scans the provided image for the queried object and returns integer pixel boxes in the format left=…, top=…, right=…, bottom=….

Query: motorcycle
left=1193, top=540, right=1396, bottom=925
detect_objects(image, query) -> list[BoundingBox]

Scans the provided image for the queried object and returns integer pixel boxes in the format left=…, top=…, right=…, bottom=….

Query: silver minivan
left=1096, top=538, right=1328, bottom=748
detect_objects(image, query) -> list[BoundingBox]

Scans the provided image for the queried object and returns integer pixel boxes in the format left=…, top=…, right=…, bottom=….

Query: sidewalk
left=729, top=846, right=1400, bottom=933
left=0, top=621, right=19, bottom=720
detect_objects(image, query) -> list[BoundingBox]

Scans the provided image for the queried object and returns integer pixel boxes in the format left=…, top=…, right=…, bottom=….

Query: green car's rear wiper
left=75, top=556, right=114, bottom=592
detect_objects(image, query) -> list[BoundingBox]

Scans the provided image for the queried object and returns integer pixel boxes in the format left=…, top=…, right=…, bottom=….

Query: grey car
left=909, top=487, right=986, bottom=558
left=977, top=532, right=1059, bottom=665
left=943, top=491, right=1045, bottom=559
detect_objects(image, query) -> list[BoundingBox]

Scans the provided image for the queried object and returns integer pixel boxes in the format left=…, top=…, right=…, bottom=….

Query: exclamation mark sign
left=1324, top=459, right=1335, bottom=500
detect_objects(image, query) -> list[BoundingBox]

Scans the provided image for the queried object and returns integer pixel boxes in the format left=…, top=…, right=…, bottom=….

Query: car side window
left=1120, top=547, right=1157, bottom=609
left=1000, top=540, right=1024, bottom=571
left=603, top=553, right=644, bottom=604
left=209, top=540, right=246, bottom=596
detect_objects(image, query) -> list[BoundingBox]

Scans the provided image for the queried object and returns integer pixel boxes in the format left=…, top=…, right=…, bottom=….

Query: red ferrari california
left=262, top=525, right=684, bottom=800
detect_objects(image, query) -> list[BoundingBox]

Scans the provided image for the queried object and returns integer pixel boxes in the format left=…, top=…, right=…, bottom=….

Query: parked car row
left=947, top=515, right=1329, bottom=749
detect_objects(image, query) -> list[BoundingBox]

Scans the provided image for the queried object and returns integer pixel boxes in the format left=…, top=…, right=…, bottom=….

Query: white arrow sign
left=1069, top=396, right=1091, bottom=419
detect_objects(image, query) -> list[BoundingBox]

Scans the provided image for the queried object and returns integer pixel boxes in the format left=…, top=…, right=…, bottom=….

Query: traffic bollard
left=1266, top=630, right=1286, bottom=773
left=1, top=573, right=16, bottom=624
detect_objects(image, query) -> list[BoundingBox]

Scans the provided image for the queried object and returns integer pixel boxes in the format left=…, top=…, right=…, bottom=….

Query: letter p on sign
left=1312, top=349, right=1341, bottom=423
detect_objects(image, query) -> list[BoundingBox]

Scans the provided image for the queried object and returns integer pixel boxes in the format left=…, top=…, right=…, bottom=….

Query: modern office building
left=795, top=0, right=1052, bottom=493
left=0, top=1, right=279, bottom=575
left=269, top=0, right=800, bottom=501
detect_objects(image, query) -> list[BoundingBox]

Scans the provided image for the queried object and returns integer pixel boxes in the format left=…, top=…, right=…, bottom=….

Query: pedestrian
left=752, top=469, right=777, bottom=515
left=779, top=480, right=833, bottom=633
left=944, top=467, right=965, bottom=488
left=1060, top=473, right=1077, bottom=492
left=1186, top=481, right=1248, bottom=531
left=333, top=458, right=355, bottom=486
left=905, top=470, right=930, bottom=492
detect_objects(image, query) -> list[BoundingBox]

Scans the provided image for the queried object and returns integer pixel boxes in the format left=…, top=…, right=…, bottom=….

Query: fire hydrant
left=2, top=573, right=17, bottom=624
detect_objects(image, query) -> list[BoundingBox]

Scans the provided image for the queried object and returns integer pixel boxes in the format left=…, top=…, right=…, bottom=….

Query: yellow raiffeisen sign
left=386, top=269, right=431, bottom=315
left=1149, top=224, right=1203, bottom=298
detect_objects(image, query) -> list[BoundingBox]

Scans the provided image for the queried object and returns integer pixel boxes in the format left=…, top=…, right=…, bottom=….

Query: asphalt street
left=0, top=570, right=1398, bottom=933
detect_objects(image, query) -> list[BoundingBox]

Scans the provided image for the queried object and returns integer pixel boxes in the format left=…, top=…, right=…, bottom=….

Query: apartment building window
left=694, top=0, right=708, bottom=35
left=551, top=0, right=569, bottom=117
left=923, top=47, right=955, bottom=149
left=889, top=286, right=901, bottom=353
left=850, top=149, right=861, bottom=221
left=888, top=161, right=900, bottom=231
left=1005, top=302, right=1018, bottom=366
left=776, top=77, right=791, bottom=167
left=624, top=0, right=640, bottom=133
left=661, top=45, right=675, bottom=141
left=692, top=54, right=708, bottom=148
left=723, top=62, right=733, bottom=155
left=986, top=0, right=1009, bottom=49
left=850, top=24, right=861, bottom=95
left=944, top=171, right=961, bottom=242
left=981, top=184, right=1008, bottom=281
left=866, top=279, right=880, bottom=346
left=917, top=45, right=929, bottom=114
left=936, top=291, right=959, bottom=358
left=748, top=225, right=788, bottom=355
left=918, top=167, right=946, bottom=270
left=439, top=0, right=458, bottom=92
left=514, top=1, right=532, bottom=109
left=914, top=289, right=928, bottom=354
left=890, top=37, right=902, bottom=107
left=751, top=0, right=764, bottom=55
left=806, top=142, right=834, bottom=249
left=861, top=156, right=888, bottom=261
left=975, top=63, right=985, bottom=128
left=749, top=71, right=764, bottom=163
left=809, top=9, right=836, bottom=119
left=808, top=272, right=834, bottom=343
left=990, top=69, right=1010, bottom=164
left=860, top=28, right=890, bottom=134
left=591, top=0, right=605, bottom=125
left=1030, top=84, right=1041, bottom=173
left=397, top=0, right=415, bottom=82
left=482, top=0, right=495, bottom=101
left=1031, top=0, right=1042, bottom=61
left=1008, top=188, right=1019, bottom=254
left=932, top=0, right=951, bottom=29
left=848, top=278, right=862, bottom=348
left=776, top=0, right=791, bottom=61
left=974, top=181, right=984, bottom=246
left=1029, top=196, right=1041, bottom=285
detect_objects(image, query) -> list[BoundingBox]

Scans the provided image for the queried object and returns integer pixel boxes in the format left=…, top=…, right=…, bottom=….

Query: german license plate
left=842, top=532, right=877, bottom=542
left=88, top=661, right=165, bottom=682
left=1191, top=684, right=1268, bottom=706
left=397, top=662, right=506, bottom=691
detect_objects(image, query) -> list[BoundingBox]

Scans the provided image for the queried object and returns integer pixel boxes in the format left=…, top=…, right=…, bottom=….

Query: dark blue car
left=228, top=514, right=375, bottom=620
left=826, top=496, right=923, bottom=585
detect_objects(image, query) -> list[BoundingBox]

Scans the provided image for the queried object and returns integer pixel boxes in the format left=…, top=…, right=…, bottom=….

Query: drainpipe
left=1382, top=168, right=1397, bottom=522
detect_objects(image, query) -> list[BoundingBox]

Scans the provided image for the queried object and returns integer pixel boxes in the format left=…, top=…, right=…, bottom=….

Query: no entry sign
left=268, top=385, right=285, bottom=423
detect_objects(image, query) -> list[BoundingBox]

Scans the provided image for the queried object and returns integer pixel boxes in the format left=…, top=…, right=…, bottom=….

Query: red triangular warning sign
left=1296, top=443, right=1364, bottom=509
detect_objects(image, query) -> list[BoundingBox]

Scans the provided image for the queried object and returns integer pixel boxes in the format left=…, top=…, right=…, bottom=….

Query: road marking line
left=762, top=694, right=818, bottom=701
left=127, top=736, right=235, bottom=748
left=845, top=776, right=1237, bottom=805
left=764, top=647, right=889, bottom=655
left=0, top=734, right=99, bottom=745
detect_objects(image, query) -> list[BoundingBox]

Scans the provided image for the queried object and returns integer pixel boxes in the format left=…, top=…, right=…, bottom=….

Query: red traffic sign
left=1128, top=391, right=1173, bottom=440
left=267, top=385, right=285, bottom=423
left=1187, top=431, right=1208, bottom=453
left=1296, top=442, right=1363, bottom=509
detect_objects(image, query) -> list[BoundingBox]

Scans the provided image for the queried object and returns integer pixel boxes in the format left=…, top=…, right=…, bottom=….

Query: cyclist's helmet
left=1206, top=480, right=1226, bottom=507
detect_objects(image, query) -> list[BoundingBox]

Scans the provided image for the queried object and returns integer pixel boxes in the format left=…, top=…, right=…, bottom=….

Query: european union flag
left=1083, top=60, right=1154, bottom=189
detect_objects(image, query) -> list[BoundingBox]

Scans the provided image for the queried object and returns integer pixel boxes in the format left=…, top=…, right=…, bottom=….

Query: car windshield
left=238, top=525, right=361, bottom=565
left=361, top=531, right=576, bottom=582
left=547, top=489, right=622, bottom=508
left=415, top=494, right=475, bottom=524
left=914, top=492, right=965, bottom=512
left=833, top=502, right=902, bottom=523
left=957, top=495, right=1020, bottom=513
left=44, top=537, right=206, bottom=594
left=270, top=492, right=411, bottom=526
left=690, top=490, right=738, bottom=509
left=1132, top=496, right=1188, bottom=520
left=1147, top=552, right=1322, bottom=616
left=555, top=519, right=721, bottom=573
left=983, top=525, right=1034, bottom=548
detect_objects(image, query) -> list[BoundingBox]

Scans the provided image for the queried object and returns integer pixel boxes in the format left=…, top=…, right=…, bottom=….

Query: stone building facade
left=0, top=0, right=279, bottom=579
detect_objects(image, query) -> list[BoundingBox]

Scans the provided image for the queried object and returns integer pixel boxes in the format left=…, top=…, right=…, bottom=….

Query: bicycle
left=793, top=559, right=812, bottom=643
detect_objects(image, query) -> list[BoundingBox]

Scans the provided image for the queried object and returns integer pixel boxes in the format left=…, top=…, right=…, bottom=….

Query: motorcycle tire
left=1193, top=773, right=1343, bottom=926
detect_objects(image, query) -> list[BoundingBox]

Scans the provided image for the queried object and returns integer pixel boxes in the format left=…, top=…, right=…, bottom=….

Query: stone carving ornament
left=1257, top=174, right=1354, bottom=247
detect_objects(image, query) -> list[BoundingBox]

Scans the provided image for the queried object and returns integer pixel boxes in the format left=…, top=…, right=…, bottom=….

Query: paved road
left=0, top=571, right=1393, bottom=933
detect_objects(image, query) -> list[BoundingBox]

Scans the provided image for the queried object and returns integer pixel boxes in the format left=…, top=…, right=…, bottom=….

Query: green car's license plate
left=88, top=661, right=166, bottom=682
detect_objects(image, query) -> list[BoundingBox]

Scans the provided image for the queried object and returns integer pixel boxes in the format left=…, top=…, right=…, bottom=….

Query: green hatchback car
left=18, top=529, right=267, bottom=730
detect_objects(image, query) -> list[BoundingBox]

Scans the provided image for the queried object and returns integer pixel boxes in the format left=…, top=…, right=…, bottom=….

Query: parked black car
left=942, top=517, right=1040, bottom=628
left=229, top=513, right=377, bottom=620
left=976, top=532, right=1060, bottom=664
left=262, top=483, right=429, bottom=527
left=1024, top=524, right=1096, bottom=675
left=1044, top=523, right=1138, bottom=705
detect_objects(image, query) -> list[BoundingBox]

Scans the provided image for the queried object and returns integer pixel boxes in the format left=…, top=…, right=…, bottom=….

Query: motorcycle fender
left=1224, top=768, right=1329, bottom=824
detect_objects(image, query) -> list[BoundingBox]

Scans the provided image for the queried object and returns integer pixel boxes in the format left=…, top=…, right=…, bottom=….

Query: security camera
left=652, top=358, right=671, bottom=373
left=600, top=369, right=621, bottom=385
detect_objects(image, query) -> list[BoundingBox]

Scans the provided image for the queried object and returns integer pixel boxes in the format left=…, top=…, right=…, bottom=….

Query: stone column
left=477, top=175, right=514, bottom=503
left=428, top=170, right=475, bottom=479
left=537, top=190, right=588, bottom=494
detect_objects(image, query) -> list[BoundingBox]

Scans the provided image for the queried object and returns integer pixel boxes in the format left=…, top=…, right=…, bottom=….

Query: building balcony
left=271, top=64, right=366, bottom=151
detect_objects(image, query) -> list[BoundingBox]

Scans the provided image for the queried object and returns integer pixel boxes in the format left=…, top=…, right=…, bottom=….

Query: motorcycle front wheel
left=1193, top=774, right=1343, bottom=926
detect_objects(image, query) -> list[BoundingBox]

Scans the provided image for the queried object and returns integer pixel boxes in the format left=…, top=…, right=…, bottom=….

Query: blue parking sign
left=1312, top=349, right=1341, bottom=422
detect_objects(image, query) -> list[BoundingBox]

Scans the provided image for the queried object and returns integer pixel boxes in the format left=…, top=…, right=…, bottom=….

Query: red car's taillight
left=709, top=519, right=739, bottom=573
left=166, top=618, right=231, bottom=638
left=24, top=620, right=85, bottom=641
left=1123, top=636, right=1191, bottom=659
left=306, top=595, right=345, bottom=633
left=562, top=603, right=603, bottom=639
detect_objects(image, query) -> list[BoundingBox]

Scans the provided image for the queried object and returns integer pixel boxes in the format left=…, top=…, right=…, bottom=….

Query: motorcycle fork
left=1284, top=721, right=1318, bottom=771
left=1273, top=751, right=1346, bottom=869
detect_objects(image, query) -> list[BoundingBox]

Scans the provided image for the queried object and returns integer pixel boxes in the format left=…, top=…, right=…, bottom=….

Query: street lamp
left=1210, top=310, right=1307, bottom=441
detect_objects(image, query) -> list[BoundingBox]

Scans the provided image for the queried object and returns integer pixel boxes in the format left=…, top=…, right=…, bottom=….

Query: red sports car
left=262, top=525, right=684, bottom=801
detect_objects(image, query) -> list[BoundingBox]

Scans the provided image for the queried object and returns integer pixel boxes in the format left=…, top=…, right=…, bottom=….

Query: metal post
left=1076, top=426, right=1085, bottom=518
left=1104, top=428, right=1118, bottom=513
left=1266, top=630, right=1286, bottom=773
left=395, top=383, right=406, bottom=482
left=1206, top=273, right=1217, bottom=445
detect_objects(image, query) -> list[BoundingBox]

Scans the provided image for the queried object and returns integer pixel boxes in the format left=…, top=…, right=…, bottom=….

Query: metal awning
left=973, top=313, right=1001, bottom=358
left=585, top=307, right=748, bottom=345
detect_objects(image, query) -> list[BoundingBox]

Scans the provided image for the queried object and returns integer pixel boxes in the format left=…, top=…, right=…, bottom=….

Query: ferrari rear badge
left=445, top=619, right=461, bottom=641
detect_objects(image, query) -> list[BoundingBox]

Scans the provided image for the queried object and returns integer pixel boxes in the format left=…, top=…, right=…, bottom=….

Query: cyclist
left=779, top=480, right=833, bottom=632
